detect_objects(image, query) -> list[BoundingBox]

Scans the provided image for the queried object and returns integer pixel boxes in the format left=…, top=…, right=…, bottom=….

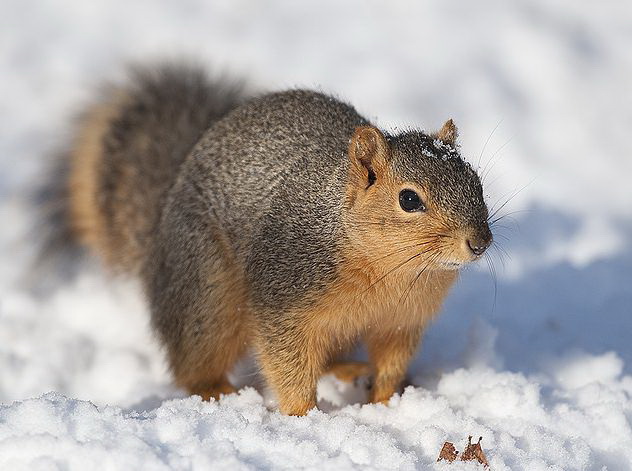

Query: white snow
left=1, top=0, right=632, bottom=469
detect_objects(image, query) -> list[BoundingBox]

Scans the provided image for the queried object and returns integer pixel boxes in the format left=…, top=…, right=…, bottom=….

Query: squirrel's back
left=189, top=90, right=366, bottom=251
left=68, top=65, right=367, bottom=280
left=68, top=64, right=244, bottom=273
left=170, top=90, right=369, bottom=311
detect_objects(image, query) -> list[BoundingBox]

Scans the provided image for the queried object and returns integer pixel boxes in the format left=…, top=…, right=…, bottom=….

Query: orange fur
left=190, top=379, right=237, bottom=401
left=68, top=92, right=128, bottom=266
left=436, top=119, right=458, bottom=146
left=325, top=361, right=371, bottom=383
left=255, top=245, right=457, bottom=415
left=69, top=104, right=112, bottom=255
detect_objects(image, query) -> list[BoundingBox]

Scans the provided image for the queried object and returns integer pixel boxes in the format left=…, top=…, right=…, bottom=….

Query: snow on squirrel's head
left=345, top=120, right=492, bottom=272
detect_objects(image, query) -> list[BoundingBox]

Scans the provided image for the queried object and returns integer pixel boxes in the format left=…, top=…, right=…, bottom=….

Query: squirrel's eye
left=399, top=189, right=425, bottom=212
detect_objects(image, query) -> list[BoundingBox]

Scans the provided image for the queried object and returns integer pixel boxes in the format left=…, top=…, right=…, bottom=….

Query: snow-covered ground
left=1, top=0, right=632, bottom=469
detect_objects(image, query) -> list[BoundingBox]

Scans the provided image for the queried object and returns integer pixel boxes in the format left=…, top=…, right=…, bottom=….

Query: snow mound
left=3, top=357, right=632, bottom=471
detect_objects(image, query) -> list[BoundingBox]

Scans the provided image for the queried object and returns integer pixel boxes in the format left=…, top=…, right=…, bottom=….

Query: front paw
left=279, top=396, right=317, bottom=416
left=368, top=378, right=405, bottom=404
left=368, top=389, right=395, bottom=404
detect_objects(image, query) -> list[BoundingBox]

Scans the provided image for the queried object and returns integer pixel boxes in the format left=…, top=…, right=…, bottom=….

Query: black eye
left=399, top=189, right=425, bottom=212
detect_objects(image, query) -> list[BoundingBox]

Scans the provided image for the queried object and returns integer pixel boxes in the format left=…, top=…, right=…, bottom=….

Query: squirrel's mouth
left=438, top=260, right=465, bottom=270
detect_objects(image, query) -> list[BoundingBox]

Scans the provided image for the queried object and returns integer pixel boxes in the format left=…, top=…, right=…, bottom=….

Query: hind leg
left=324, top=361, right=371, bottom=384
left=172, top=266, right=252, bottom=402
left=148, top=182, right=254, bottom=401
left=152, top=231, right=250, bottom=400
left=172, top=306, right=250, bottom=401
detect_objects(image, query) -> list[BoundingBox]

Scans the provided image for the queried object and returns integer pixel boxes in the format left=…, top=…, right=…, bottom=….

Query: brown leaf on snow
left=460, top=436, right=489, bottom=468
left=437, top=441, right=458, bottom=463
left=437, top=436, right=490, bottom=468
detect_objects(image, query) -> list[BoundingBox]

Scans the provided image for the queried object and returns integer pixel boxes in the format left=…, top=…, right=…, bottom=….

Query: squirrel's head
left=344, top=121, right=492, bottom=273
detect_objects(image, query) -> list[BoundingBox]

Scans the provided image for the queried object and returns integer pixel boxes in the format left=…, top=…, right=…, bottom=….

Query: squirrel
left=52, top=63, right=492, bottom=415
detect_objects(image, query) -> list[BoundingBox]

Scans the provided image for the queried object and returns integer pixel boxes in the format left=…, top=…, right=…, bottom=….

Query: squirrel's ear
left=348, top=126, right=389, bottom=187
left=436, top=119, right=458, bottom=146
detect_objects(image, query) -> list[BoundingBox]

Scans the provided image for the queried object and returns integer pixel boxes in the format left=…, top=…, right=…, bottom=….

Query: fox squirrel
left=55, top=63, right=492, bottom=415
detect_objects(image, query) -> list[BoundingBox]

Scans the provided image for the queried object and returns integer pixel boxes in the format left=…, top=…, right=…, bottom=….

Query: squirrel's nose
left=466, top=232, right=492, bottom=257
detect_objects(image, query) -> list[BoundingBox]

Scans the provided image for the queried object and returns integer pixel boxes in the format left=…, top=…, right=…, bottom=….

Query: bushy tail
left=28, top=148, right=84, bottom=292
left=30, top=62, right=246, bottom=289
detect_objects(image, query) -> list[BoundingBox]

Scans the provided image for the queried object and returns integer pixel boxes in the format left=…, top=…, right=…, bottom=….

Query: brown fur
left=436, top=119, right=458, bottom=146
left=68, top=94, right=126, bottom=263
left=251, top=237, right=457, bottom=414
left=325, top=361, right=371, bottom=383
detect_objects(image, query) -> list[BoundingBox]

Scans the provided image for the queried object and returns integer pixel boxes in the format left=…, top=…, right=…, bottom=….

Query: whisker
left=484, top=252, right=498, bottom=313
left=489, top=223, right=514, bottom=233
left=397, top=251, right=441, bottom=309
left=364, top=251, right=425, bottom=293
left=477, top=119, right=503, bottom=169
left=366, top=240, right=436, bottom=265
left=492, top=233, right=510, bottom=242
left=491, top=242, right=510, bottom=266
left=489, top=209, right=530, bottom=227
left=481, top=136, right=513, bottom=184
left=366, top=237, right=451, bottom=295
left=488, top=179, right=534, bottom=222
left=435, top=233, right=456, bottom=240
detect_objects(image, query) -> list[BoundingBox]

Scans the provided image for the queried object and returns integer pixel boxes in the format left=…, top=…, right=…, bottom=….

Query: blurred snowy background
left=1, top=0, right=631, bottom=469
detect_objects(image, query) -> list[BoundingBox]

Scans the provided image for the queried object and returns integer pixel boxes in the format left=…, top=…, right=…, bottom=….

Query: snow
left=1, top=0, right=631, bottom=469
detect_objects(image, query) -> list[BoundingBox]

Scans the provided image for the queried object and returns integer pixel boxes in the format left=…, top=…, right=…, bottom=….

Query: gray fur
left=146, top=90, right=367, bottom=361
left=187, top=90, right=367, bottom=310
left=98, top=63, right=245, bottom=272
left=31, top=150, right=85, bottom=292
left=389, top=131, right=491, bottom=242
